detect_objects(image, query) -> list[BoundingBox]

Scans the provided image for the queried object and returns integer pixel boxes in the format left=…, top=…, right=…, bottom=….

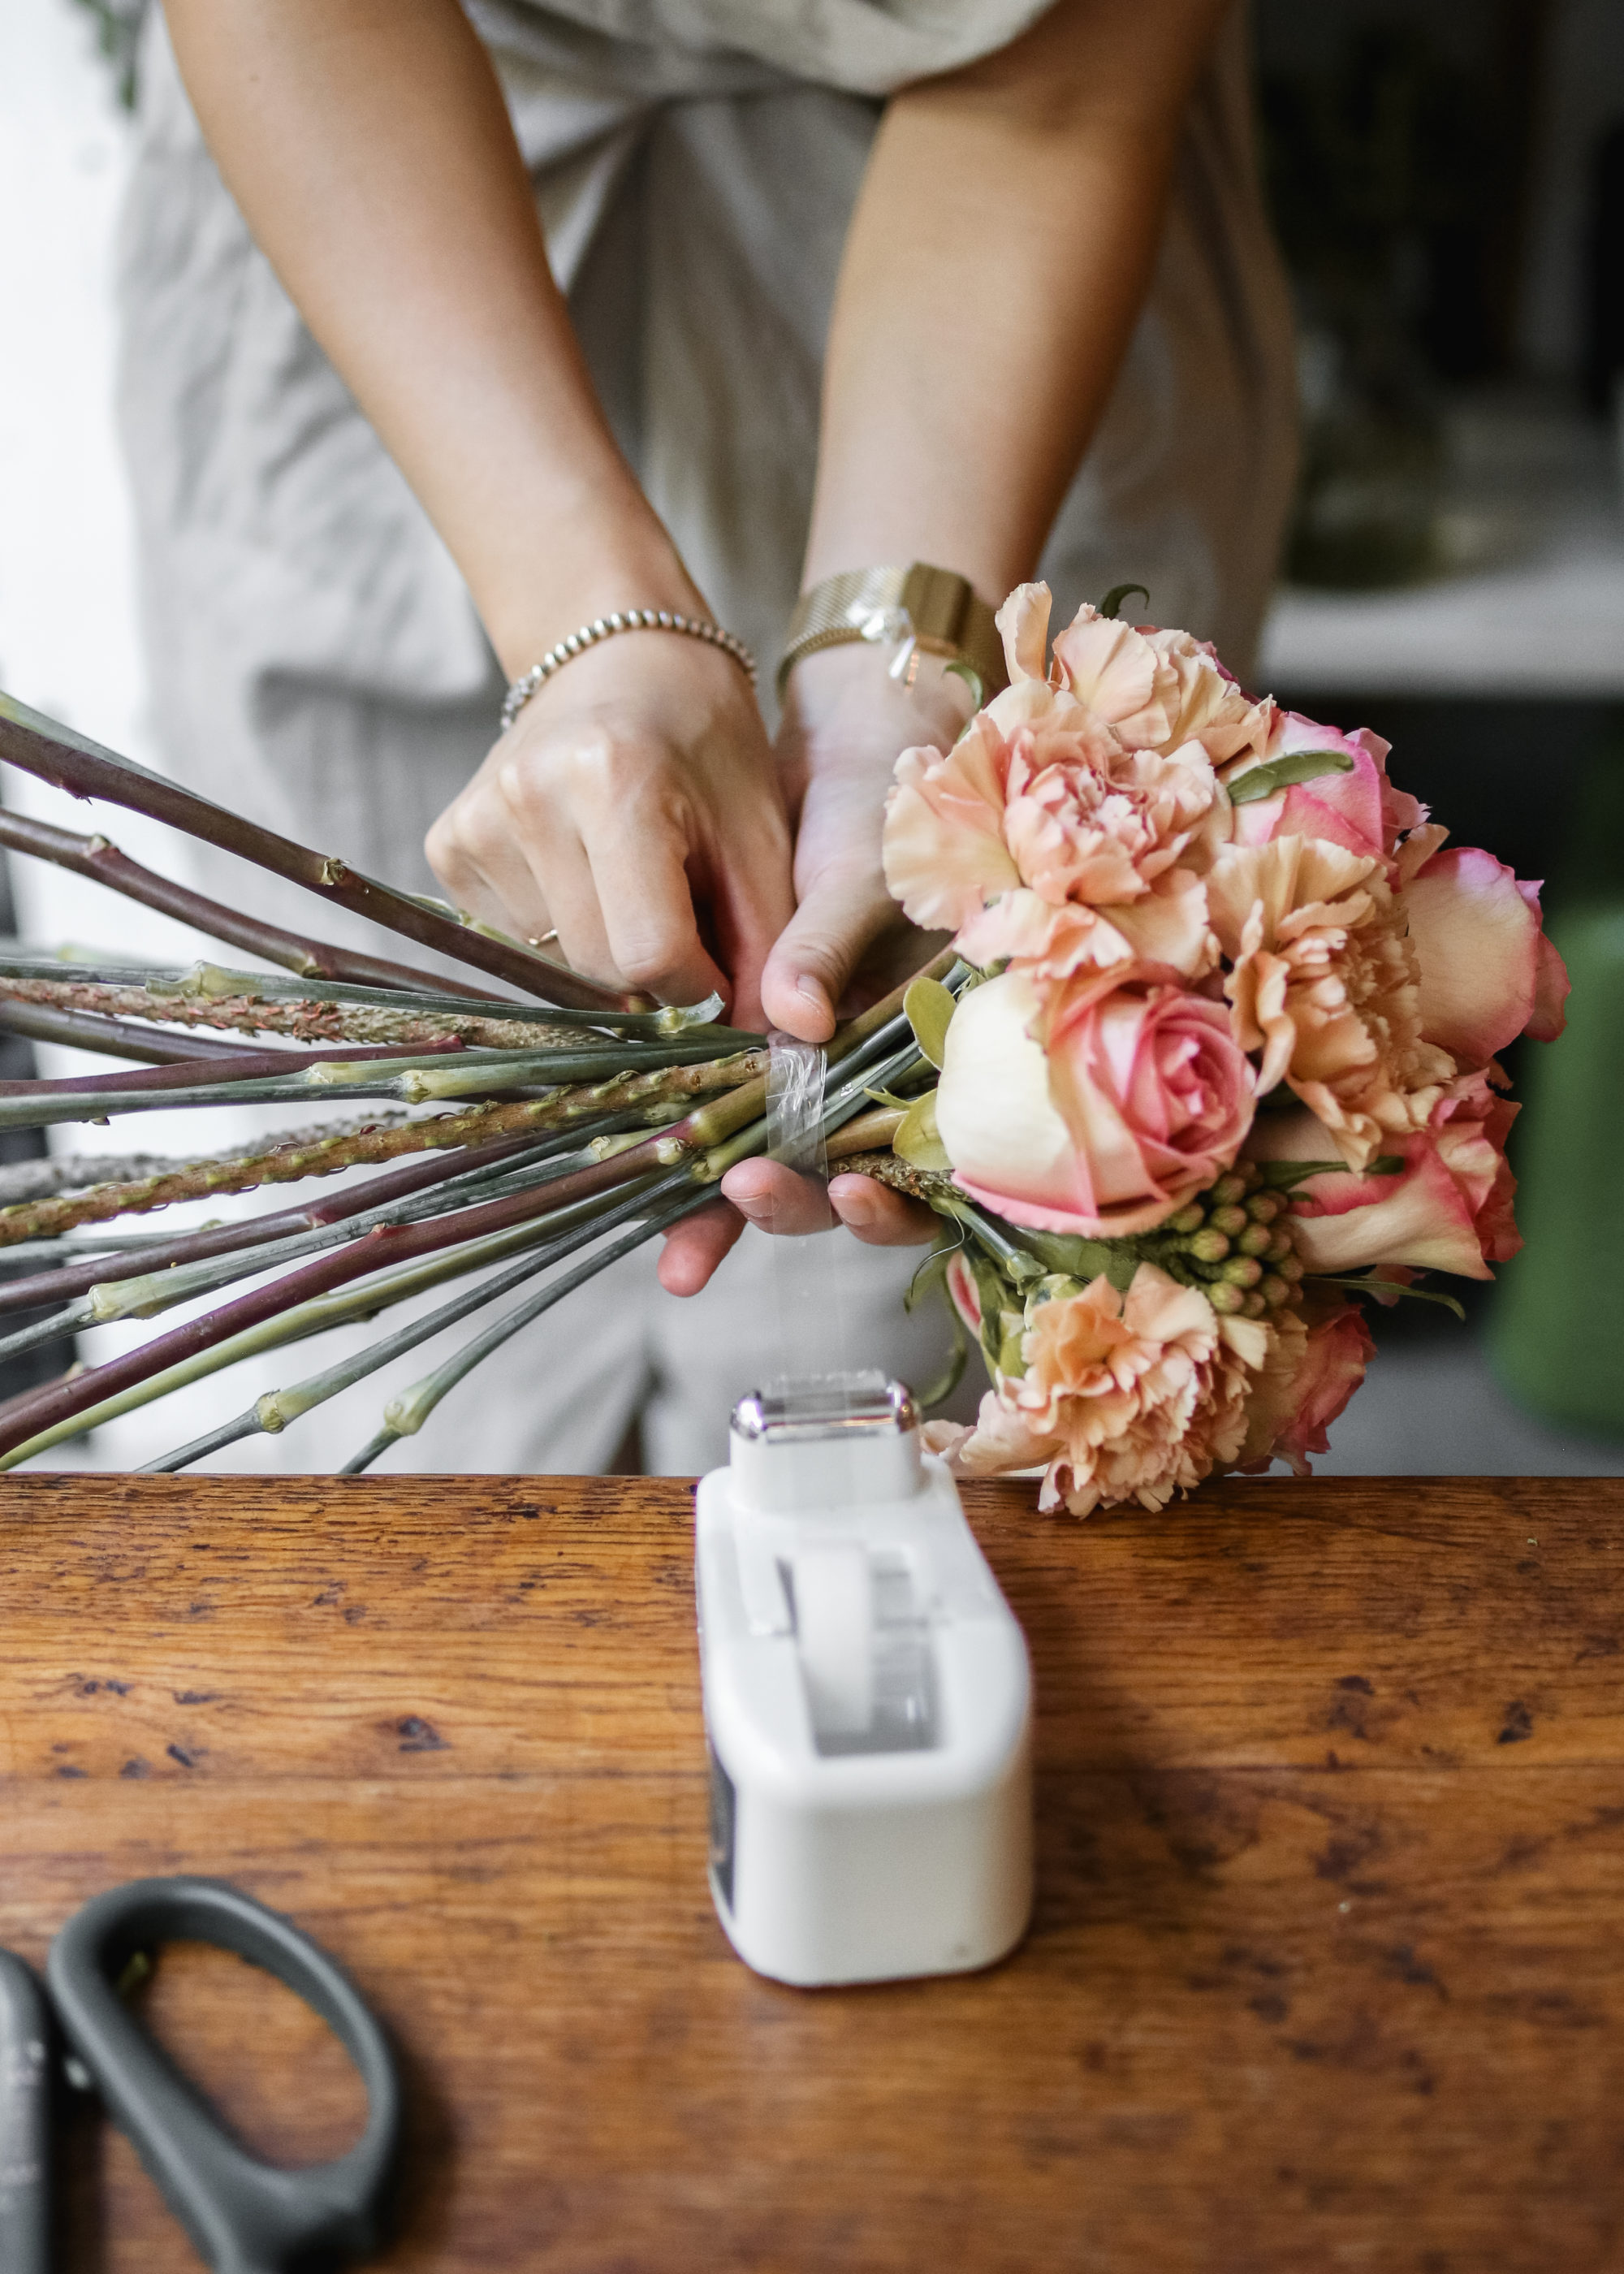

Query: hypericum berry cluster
left=1148, top=1163, right=1303, bottom=1318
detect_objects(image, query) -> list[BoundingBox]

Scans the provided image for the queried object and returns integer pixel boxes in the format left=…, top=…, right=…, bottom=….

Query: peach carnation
left=882, top=597, right=1220, bottom=979
left=1036, top=589, right=1274, bottom=765
left=1206, top=834, right=1453, bottom=1169
left=924, top=1265, right=1276, bottom=1515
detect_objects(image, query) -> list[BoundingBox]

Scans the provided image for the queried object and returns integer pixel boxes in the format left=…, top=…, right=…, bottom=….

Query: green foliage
left=1228, top=750, right=1357, bottom=805
left=945, top=659, right=984, bottom=711
left=903, top=976, right=957, bottom=1070
left=1255, top=1154, right=1403, bottom=1191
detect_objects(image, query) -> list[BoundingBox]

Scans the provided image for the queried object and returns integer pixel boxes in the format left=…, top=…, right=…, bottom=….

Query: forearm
left=162, top=0, right=696, bottom=675
left=806, top=0, right=1230, bottom=602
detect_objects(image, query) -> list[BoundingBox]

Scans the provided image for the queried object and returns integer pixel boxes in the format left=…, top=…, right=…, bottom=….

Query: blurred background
left=0, top=0, right=1621, bottom=1473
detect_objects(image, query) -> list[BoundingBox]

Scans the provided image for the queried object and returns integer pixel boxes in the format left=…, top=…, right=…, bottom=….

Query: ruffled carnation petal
left=1208, top=834, right=1450, bottom=1168
left=1050, top=605, right=1171, bottom=743
left=882, top=716, right=1020, bottom=932
left=994, top=581, right=1054, bottom=685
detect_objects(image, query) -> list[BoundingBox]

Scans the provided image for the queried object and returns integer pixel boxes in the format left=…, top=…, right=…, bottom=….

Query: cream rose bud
left=935, top=964, right=1256, bottom=1239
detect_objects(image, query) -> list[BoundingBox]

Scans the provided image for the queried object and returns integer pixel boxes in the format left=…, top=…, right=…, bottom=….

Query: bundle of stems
left=0, top=694, right=948, bottom=1472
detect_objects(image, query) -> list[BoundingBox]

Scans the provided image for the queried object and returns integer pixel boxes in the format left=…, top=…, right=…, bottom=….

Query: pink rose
left=1246, top=1077, right=1521, bottom=1280
left=1405, top=845, right=1570, bottom=1065
left=1236, top=1299, right=1373, bottom=1478
left=935, top=963, right=1256, bottom=1238
left=946, top=1251, right=983, bottom=1338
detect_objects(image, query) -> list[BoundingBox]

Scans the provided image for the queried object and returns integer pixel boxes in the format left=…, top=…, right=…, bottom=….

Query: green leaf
left=945, top=659, right=984, bottom=711
left=1099, top=582, right=1151, bottom=620
left=1017, top=1226, right=1125, bottom=1284
left=894, top=1087, right=952, bottom=1173
left=916, top=1297, right=970, bottom=1410
left=1255, top=1154, right=1404, bottom=1192
left=904, top=975, right=957, bottom=1069
left=1227, top=750, right=1357, bottom=806
left=903, top=1239, right=953, bottom=1314
left=1311, top=1273, right=1466, bottom=1321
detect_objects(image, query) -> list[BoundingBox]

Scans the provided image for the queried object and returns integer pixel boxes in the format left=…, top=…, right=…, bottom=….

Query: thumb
left=760, top=862, right=893, bottom=1042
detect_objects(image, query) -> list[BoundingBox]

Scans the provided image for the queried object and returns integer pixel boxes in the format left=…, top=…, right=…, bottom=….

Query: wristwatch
left=776, top=564, right=1008, bottom=700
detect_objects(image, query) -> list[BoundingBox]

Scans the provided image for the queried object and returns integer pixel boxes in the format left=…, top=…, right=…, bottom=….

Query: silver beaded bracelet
left=500, top=608, right=758, bottom=731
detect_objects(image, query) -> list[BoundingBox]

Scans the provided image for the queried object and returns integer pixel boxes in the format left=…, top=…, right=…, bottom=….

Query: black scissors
left=0, top=1876, right=403, bottom=2272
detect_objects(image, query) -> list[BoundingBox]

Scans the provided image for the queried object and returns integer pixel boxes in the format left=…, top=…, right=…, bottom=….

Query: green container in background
left=1491, top=898, right=1624, bottom=1437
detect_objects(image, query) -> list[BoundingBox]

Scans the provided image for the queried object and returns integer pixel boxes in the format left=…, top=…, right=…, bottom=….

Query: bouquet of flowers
left=0, top=577, right=1567, bottom=1496
left=851, top=581, right=1569, bottom=1511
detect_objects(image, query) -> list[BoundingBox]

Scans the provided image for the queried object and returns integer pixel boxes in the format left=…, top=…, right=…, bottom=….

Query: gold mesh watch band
left=776, top=564, right=1008, bottom=700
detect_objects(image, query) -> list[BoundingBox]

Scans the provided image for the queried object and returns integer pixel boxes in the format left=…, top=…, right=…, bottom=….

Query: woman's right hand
left=425, top=632, right=794, bottom=1029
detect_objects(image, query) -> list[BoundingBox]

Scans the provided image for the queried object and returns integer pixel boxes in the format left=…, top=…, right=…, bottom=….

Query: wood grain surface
left=2, top=1472, right=1622, bottom=2272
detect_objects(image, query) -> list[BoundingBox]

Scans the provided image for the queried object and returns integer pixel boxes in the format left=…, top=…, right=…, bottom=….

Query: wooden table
left=3, top=1474, right=1622, bottom=2272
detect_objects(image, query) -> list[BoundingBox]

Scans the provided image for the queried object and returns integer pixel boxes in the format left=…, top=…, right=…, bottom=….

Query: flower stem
left=0, top=998, right=279, bottom=1066
left=136, top=1170, right=696, bottom=1474
left=0, top=690, right=646, bottom=1009
left=2, top=1172, right=674, bottom=1470
left=0, top=804, right=486, bottom=997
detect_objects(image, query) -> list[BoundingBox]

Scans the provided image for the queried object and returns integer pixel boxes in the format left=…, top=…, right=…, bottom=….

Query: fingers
left=720, top=1157, right=837, bottom=1234
left=700, top=812, right=797, bottom=1036
left=427, top=767, right=620, bottom=982
left=429, top=641, right=793, bottom=1017
left=828, top=1173, right=939, bottom=1245
left=759, top=862, right=896, bottom=1042
left=715, top=1163, right=935, bottom=1245
left=656, top=1169, right=936, bottom=1301
left=496, top=737, right=728, bottom=1005
left=658, top=1200, right=746, bottom=1295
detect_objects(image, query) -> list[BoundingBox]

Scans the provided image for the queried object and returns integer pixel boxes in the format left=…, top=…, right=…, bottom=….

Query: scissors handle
left=0, top=1951, right=53, bottom=2274
left=46, top=1877, right=403, bottom=2274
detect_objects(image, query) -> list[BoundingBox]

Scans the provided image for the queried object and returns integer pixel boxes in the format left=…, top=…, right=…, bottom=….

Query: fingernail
left=797, top=975, right=826, bottom=1005
left=733, top=1195, right=771, bottom=1222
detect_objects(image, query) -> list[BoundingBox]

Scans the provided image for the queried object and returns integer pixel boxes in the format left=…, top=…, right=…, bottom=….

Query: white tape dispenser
left=694, top=1031, right=1032, bottom=1987
left=696, top=1372, right=1033, bottom=1986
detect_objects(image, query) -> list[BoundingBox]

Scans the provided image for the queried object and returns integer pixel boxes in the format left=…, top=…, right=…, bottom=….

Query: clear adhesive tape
left=793, top=1541, right=875, bottom=1737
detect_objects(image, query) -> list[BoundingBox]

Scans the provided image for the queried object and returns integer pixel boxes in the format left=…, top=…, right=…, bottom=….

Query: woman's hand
left=667, top=0, right=1236, bottom=1295
left=760, top=641, right=970, bottom=1040
left=657, top=639, right=961, bottom=1294
left=427, top=633, right=793, bottom=1026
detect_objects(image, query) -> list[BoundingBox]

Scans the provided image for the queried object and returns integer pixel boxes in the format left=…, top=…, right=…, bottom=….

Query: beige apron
left=93, top=0, right=1298, bottom=1476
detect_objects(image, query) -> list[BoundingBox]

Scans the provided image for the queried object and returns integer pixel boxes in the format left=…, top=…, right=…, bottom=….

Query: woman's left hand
left=658, top=641, right=964, bottom=1294
left=758, top=640, right=969, bottom=1042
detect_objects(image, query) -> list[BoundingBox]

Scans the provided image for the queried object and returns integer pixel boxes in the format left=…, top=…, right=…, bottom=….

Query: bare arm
left=162, top=0, right=792, bottom=1018
left=758, top=0, right=1233, bottom=1036
left=707, top=0, right=1234, bottom=1278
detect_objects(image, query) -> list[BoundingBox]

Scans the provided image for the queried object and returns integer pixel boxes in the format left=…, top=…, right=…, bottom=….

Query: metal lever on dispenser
left=695, top=1374, right=1034, bottom=1987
